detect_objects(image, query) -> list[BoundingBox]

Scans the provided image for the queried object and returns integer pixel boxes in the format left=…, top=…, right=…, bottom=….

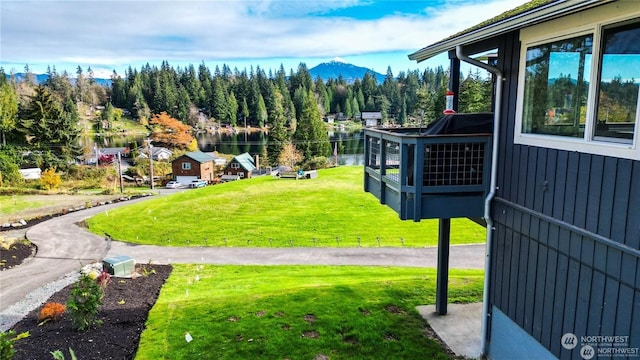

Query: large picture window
left=522, top=34, right=592, bottom=138
left=594, top=21, right=640, bottom=144
left=517, top=15, right=640, bottom=159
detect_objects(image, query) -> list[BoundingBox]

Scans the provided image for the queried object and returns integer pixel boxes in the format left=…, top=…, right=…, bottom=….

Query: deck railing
left=364, top=127, right=493, bottom=221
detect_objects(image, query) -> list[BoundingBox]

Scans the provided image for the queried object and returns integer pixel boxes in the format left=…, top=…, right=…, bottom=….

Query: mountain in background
left=309, top=59, right=385, bottom=83
left=5, top=73, right=112, bottom=87
left=6, top=58, right=385, bottom=86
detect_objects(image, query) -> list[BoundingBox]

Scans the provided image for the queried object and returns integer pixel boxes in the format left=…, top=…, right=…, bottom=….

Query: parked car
left=189, top=179, right=207, bottom=188
left=165, top=181, right=182, bottom=189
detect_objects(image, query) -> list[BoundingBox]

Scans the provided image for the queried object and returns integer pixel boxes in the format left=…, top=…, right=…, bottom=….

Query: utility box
left=102, top=255, right=135, bottom=277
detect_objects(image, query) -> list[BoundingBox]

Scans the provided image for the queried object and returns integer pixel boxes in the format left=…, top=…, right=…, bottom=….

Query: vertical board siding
left=543, top=148, right=556, bottom=216
left=587, top=272, right=606, bottom=337
left=533, top=147, right=546, bottom=213
left=532, top=244, right=547, bottom=340
left=563, top=152, right=579, bottom=224
left=491, top=29, right=639, bottom=358
left=551, top=253, right=569, bottom=356
left=525, top=149, right=537, bottom=210
left=573, top=264, right=592, bottom=348
left=621, top=253, right=637, bottom=287
left=625, top=162, right=640, bottom=250
left=574, top=153, right=591, bottom=228
left=552, top=151, right=568, bottom=220
left=599, top=157, right=616, bottom=237
left=602, top=277, right=620, bottom=336
left=586, top=155, right=603, bottom=233
left=612, top=159, right=631, bottom=243
left=615, top=285, right=633, bottom=340
left=524, top=240, right=539, bottom=332
left=541, top=245, right=557, bottom=349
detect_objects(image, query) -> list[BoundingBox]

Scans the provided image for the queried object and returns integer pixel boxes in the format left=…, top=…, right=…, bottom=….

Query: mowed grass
left=136, top=265, right=484, bottom=360
left=87, top=166, right=486, bottom=247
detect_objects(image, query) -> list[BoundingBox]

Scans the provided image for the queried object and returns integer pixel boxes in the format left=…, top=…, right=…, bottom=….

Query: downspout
left=455, top=45, right=502, bottom=357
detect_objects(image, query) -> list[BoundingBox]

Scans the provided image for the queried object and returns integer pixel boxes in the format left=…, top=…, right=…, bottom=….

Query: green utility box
left=102, top=255, right=135, bottom=277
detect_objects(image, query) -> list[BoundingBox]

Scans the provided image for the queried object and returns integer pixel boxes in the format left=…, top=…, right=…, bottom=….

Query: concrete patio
left=417, top=302, right=484, bottom=359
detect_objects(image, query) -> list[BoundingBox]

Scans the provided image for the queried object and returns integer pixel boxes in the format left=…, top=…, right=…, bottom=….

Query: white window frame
left=231, top=163, right=240, bottom=169
left=514, top=9, right=640, bottom=160
left=181, top=162, right=191, bottom=170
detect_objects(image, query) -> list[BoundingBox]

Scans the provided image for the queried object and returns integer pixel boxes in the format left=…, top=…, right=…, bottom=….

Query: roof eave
left=408, top=0, right=612, bottom=62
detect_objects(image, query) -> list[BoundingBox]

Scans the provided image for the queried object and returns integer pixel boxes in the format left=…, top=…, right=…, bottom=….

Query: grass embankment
left=87, top=166, right=485, bottom=247
left=136, top=265, right=483, bottom=360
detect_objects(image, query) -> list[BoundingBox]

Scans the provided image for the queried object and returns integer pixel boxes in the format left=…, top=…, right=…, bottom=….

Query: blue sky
left=0, top=0, right=528, bottom=78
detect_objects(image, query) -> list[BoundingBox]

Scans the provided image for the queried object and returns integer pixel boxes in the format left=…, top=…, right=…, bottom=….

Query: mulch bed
left=0, top=241, right=36, bottom=270
left=10, top=264, right=172, bottom=360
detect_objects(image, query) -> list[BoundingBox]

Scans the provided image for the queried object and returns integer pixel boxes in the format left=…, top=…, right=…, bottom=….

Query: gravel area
left=0, top=270, right=80, bottom=332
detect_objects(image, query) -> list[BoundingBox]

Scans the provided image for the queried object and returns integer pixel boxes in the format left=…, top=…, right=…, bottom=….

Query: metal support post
left=436, top=218, right=451, bottom=315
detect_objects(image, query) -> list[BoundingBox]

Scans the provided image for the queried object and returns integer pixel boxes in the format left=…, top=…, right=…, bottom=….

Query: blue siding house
left=366, top=1, right=640, bottom=359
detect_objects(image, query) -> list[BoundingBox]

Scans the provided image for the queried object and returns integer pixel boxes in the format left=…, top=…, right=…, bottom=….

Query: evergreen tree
left=0, top=81, right=18, bottom=145
left=255, top=93, right=267, bottom=128
left=351, top=96, right=360, bottom=120
left=267, top=88, right=288, bottom=166
left=19, top=85, right=81, bottom=169
left=293, top=90, right=330, bottom=160
left=228, top=91, right=238, bottom=126
left=212, top=78, right=228, bottom=122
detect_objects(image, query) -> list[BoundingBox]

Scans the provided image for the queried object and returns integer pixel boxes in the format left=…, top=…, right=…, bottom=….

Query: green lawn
left=0, top=195, right=46, bottom=215
left=136, top=265, right=483, bottom=360
left=87, top=166, right=485, bottom=247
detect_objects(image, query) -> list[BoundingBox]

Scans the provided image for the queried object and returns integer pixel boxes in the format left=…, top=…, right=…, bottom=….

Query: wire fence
left=112, top=234, right=427, bottom=248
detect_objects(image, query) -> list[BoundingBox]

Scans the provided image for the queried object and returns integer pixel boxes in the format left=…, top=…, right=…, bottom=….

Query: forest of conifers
left=105, top=62, right=493, bottom=129
left=0, top=62, right=492, bottom=180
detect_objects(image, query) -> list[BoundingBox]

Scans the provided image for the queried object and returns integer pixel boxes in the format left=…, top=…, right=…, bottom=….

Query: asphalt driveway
left=0, top=194, right=486, bottom=329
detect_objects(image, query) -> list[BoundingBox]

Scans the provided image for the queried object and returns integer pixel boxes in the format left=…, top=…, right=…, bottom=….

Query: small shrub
left=96, top=270, right=111, bottom=295
left=139, top=265, right=156, bottom=277
left=39, top=168, right=61, bottom=190
left=66, top=274, right=104, bottom=331
left=39, top=302, right=66, bottom=323
left=51, top=347, right=77, bottom=360
left=0, top=330, right=30, bottom=359
left=302, top=156, right=331, bottom=170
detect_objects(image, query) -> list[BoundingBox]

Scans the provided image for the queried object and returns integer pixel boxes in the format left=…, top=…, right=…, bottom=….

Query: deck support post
left=436, top=218, right=451, bottom=315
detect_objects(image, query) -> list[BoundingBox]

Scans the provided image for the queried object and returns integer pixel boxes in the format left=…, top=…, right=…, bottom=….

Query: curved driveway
left=0, top=194, right=486, bottom=324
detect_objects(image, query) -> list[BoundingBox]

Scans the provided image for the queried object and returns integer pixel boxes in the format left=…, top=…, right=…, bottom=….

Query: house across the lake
left=361, top=111, right=382, bottom=127
left=222, top=152, right=257, bottom=180
left=365, top=1, right=640, bottom=359
left=137, top=146, right=172, bottom=161
left=171, top=151, right=215, bottom=185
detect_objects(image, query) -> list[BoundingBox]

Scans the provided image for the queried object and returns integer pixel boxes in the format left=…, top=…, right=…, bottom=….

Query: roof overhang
left=408, top=0, right=614, bottom=62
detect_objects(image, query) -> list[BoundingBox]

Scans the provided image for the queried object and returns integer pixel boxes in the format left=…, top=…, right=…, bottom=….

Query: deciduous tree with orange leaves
left=149, top=112, right=195, bottom=149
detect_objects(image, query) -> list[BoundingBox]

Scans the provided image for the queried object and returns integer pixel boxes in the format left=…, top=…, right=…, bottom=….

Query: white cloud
left=0, top=0, right=528, bottom=73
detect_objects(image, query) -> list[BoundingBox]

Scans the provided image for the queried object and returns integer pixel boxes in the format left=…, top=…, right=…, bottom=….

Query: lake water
left=86, top=129, right=365, bottom=165
left=196, top=129, right=365, bottom=165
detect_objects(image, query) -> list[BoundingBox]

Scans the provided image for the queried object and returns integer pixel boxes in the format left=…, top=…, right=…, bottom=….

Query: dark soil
left=0, top=241, right=36, bottom=270
left=10, top=264, right=172, bottom=360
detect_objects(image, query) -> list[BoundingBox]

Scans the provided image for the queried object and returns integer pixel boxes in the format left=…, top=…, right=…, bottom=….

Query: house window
left=181, top=162, right=191, bottom=170
left=594, top=21, right=640, bottom=144
left=239, top=172, right=244, bottom=178
left=521, top=34, right=593, bottom=138
left=231, top=163, right=240, bottom=169
left=516, top=15, right=640, bottom=159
